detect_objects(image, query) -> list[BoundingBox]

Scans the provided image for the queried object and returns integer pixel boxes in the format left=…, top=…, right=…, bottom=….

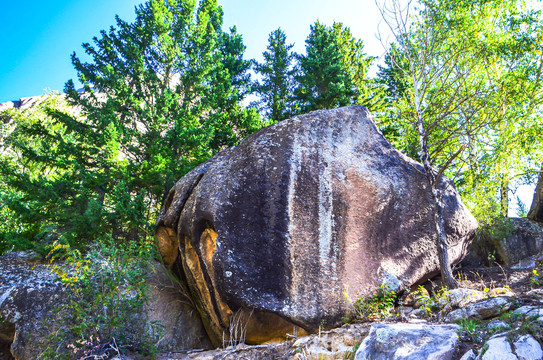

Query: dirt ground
left=458, top=264, right=534, bottom=293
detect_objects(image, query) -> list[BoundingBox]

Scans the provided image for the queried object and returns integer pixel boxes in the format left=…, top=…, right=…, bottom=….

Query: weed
left=343, top=341, right=360, bottom=360
left=412, top=285, right=438, bottom=316
left=345, top=284, right=397, bottom=321
left=222, top=309, right=252, bottom=348
left=530, top=269, right=541, bottom=288
left=457, top=318, right=485, bottom=344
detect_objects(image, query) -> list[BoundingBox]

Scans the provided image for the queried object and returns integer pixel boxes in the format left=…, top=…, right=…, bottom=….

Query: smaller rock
left=396, top=306, right=415, bottom=319
left=467, top=297, right=513, bottom=319
left=445, top=308, right=468, bottom=322
left=512, top=306, right=543, bottom=319
left=293, top=323, right=369, bottom=360
left=526, top=288, right=543, bottom=297
left=445, top=297, right=513, bottom=322
left=487, top=320, right=508, bottom=331
left=460, top=349, right=476, bottom=360
left=355, top=323, right=458, bottom=360
left=479, top=336, right=517, bottom=360
left=510, top=258, right=537, bottom=270
left=446, top=288, right=486, bottom=308
left=495, top=218, right=543, bottom=265
left=410, top=309, right=429, bottom=319
left=513, top=334, right=543, bottom=360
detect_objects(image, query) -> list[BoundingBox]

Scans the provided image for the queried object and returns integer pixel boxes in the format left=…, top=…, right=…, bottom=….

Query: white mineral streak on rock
left=318, top=127, right=334, bottom=272
left=286, top=121, right=302, bottom=310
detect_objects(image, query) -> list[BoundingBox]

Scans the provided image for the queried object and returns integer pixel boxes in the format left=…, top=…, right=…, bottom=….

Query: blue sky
left=0, top=0, right=389, bottom=103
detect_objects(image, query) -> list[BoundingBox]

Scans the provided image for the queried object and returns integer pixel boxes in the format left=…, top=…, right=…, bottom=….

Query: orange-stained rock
left=155, top=106, right=477, bottom=345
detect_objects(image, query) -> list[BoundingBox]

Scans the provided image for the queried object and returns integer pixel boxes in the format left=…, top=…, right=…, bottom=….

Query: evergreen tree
left=294, top=21, right=356, bottom=112
left=0, top=95, right=107, bottom=253
left=332, top=22, right=386, bottom=115
left=253, top=28, right=296, bottom=122
left=0, top=0, right=262, bottom=253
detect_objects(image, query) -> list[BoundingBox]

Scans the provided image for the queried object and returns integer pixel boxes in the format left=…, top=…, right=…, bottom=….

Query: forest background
left=0, top=0, right=542, bottom=264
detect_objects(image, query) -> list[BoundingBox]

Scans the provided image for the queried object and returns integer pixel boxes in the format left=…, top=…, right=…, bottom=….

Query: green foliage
left=344, top=284, right=397, bottom=322
left=377, top=0, right=543, bottom=222
left=531, top=269, right=542, bottom=288
left=456, top=318, right=485, bottom=345
left=0, top=0, right=263, bottom=255
left=294, top=21, right=356, bottom=112
left=472, top=217, right=515, bottom=265
left=253, top=28, right=296, bottom=123
left=331, top=23, right=387, bottom=117
left=253, top=22, right=384, bottom=122
left=0, top=94, right=104, bottom=255
left=343, top=341, right=360, bottom=360
left=40, top=239, right=160, bottom=359
left=413, top=285, right=439, bottom=316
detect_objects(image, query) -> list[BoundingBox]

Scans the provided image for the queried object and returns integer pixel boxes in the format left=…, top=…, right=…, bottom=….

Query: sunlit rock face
left=156, top=105, right=477, bottom=345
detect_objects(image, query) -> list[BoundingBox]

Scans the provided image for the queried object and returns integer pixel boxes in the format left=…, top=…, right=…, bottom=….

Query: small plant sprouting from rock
left=343, top=341, right=360, bottom=360
left=530, top=269, right=542, bottom=288
left=222, top=309, right=252, bottom=348
left=344, top=284, right=397, bottom=322
left=457, top=318, right=485, bottom=345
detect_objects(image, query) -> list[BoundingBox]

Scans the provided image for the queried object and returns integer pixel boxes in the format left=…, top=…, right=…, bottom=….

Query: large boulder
left=0, top=251, right=65, bottom=360
left=155, top=106, right=477, bottom=345
left=495, top=218, right=543, bottom=265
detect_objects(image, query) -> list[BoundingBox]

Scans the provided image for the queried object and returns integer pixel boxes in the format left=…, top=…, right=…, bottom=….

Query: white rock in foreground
left=355, top=323, right=458, bottom=360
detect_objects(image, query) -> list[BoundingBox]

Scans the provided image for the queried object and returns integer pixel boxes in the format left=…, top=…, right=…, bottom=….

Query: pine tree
left=253, top=28, right=296, bottom=122
left=294, top=21, right=356, bottom=112
left=0, top=0, right=262, bottom=252
left=332, top=22, right=386, bottom=115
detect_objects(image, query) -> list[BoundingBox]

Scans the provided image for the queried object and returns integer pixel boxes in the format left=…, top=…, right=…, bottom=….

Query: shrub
left=40, top=238, right=161, bottom=359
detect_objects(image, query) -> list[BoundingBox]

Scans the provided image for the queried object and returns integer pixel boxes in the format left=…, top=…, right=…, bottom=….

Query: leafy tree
left=0, top=95, right=106, bottom=254
left=253, top=28, right=296, bottom=123
left=294, top=21, right=356, bottom=112
left=377, top=0, right=536, bottom=288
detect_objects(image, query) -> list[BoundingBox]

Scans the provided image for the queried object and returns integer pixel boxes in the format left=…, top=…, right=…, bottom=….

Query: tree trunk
left=430, top=185, right=459, bottom=289
left=528, top=163, right=543, bottom=222
left=500, top=177, right=509, bottom=217
left=416, top=115, right=458, bottom=289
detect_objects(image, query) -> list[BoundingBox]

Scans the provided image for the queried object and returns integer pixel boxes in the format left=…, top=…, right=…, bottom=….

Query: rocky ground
left=2, top=254, right=542, bottom=360
left=134, top=258, right=543, bottom=360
